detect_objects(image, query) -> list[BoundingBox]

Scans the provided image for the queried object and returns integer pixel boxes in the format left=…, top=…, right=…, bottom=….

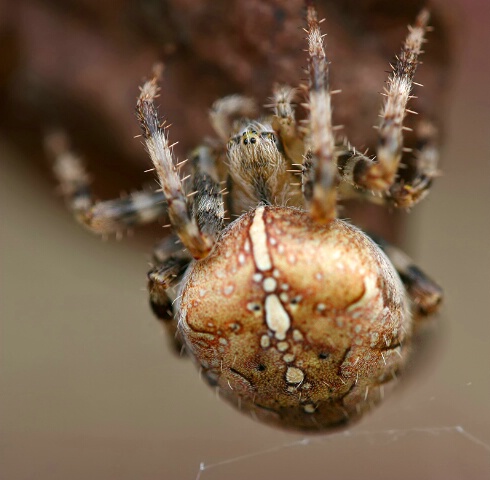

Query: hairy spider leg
left=337, top=118, right=439, bottom=210
left=148, top=261, right=189, bottom=353
left=45, top=131, right=167, bottom=236
left=371, top=234, right=443, bottom=317
left=387, top=119, right=440, bottom=208
left=269, top=84, right=304, bottom=165
left=339, top=10, right=430, bottom=192
left=148, top=234, right=192, bottom=353
left=189, top=145, right=226, bottom=238
left=147, top=144, right=225, bottom=351
left=303, top=3, right=338, bottom=223
left=375, top=9, right=430, bottom=189
left=136, top=70, right=216, bottom=260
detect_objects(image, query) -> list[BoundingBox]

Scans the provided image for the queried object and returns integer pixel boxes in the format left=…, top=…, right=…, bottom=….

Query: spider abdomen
left=179, top=206, right=411, bottom=431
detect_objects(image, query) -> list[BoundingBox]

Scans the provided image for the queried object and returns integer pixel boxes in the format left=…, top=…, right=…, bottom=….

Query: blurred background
left=1, top=0, right=490, bottom=479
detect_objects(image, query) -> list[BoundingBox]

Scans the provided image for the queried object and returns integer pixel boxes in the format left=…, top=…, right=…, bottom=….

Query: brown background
left=2, top=0, right=490, bottom=479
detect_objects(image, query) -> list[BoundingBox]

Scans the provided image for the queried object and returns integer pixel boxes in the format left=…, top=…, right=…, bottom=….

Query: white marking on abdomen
left=347, top=274, right=379, bottom=311
left=263, top=277, right=277, bottom=292
left=285, top=366, right=304, bottom=384
left=249, top=206, right=272, bottom=271
left=249, top=207, right=292, bottom=340
left=265, top=294, right=291, bottom=340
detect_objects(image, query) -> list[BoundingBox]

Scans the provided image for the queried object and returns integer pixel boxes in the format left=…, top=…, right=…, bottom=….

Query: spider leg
left=148, top=236, right=191, bottom=354
left=136, top=69, right=221, bottom=260
left=189, top=145, right=226, bottom=238
left=336, top=141, right=377, bottom=191
left=45, top=131, right=167, bottom=236
left=372, top=234, right=443, bottom=317
left=338, top=119, right=439, bottom=209
left=374, top=10, right=430, bottom=190
left=387, top=119, right=440, bottom=208
left=336, top=10, right=429, bottom=193
left=303, top=3, right=338, bottom=223
left=270, top=84, right=304, bottom=164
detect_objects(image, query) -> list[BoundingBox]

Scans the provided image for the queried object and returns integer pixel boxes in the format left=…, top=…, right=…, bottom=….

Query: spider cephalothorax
left=48, top=2, right=442, bottom=431
left=227, top=122, right=291, bottom=206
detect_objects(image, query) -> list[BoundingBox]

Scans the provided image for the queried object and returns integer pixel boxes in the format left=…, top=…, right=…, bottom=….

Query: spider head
left=238, top=128, right=260, bottom=146
left=228, top=121, right=280, bottom=154
left=227, top=122, right=289, bottom=204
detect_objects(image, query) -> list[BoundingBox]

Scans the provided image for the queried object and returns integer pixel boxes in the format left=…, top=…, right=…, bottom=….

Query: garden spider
left=47, top=2, right=442, bottom=431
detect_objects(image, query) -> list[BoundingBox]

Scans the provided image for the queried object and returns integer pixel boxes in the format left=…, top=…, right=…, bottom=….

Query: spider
left=47, top=2, right=443, bottom=431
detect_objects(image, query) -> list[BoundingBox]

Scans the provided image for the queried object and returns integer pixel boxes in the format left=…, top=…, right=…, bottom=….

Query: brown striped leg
left=45, top=131, right=167, bottom=236
left=189, top=145, right=225, bottom=238
left=374, top=9, right=430, bottom=189
left=304, top=3, right=338, bottom=223
left=371, top=10, right=429, bottom=191
left=372, top=234, right=443, bottom=317
left=338, top=119, right=439, bottom=209
left=387, top=120, right=440, bottom=208
left=148, top=241, right=190, bottom=354
left=336, top=141, right=377, bottom=191
left=148, top=145, right=225, bottom=350
left=136, top=69, right=217, bottom=260
left=337, top=10, right=429, bottom=194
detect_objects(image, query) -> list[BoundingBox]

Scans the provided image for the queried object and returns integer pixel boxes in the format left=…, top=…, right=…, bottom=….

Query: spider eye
left=242, top=133, right=259, bottom=145
left=260, top=132, right=278, bottom=144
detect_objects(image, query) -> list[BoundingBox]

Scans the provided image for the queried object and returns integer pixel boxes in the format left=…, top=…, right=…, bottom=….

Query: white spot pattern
left=263, top=277, right=277, bottom=292
left=249, top=207, right=272, bottom=271
left=286, top=367, right=304, bottom=384
left=249, top=208, right=292, bottom=341
left=265, top=295, right=290, bottom=341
